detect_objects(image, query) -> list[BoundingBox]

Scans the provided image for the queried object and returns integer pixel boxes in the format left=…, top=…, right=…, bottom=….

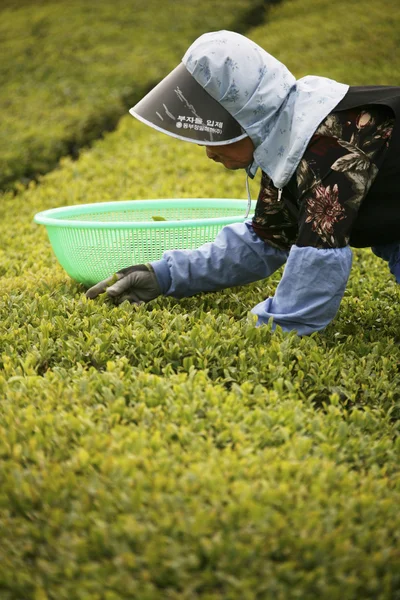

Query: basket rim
left=34, top=198, right=256, bottom=229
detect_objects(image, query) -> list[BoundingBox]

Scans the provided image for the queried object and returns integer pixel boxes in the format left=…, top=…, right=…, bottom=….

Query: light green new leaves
left=0, top=0, right=400, bottom=597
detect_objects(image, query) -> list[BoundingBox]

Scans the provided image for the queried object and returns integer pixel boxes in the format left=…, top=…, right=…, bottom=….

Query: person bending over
left=87, top=30, right=400, bottom=336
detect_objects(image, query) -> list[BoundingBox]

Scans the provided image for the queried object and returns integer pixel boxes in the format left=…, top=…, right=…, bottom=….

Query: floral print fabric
left=252, top=105, right=395, bottom=249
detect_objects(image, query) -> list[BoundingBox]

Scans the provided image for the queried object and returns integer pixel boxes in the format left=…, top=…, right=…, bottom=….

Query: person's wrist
left=150, top=259, right=171, bottom=294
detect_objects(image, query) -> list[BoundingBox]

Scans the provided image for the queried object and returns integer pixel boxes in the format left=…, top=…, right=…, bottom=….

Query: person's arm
left=151, top=221, right=288, bottom=297
left=251, top=245, right=352, bottom=335
left=252, top=105, right=393, bottom=336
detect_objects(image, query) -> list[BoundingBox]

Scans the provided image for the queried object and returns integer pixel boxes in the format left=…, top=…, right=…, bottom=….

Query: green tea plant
left=0, top=0, right=268, bottom=191
left=0, top=0, right=399, bottom=598
left=1, top=112, right=399, bottom=599
left=251, top=0, right=400, bottom=85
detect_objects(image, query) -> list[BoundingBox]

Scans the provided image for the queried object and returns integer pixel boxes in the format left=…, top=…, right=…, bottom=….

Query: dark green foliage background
left=0, top=0, right=400, bottom=598
left=0, top=0, right=267, bottom=191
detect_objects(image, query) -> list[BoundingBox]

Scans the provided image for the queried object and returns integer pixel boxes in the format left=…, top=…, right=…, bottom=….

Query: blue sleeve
left=151, top=222, right=288, bottom=298
left=251, top=245, right=353, bottom=335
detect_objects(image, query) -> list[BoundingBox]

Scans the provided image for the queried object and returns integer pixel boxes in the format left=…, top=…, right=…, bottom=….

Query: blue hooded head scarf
left=182, top=30, right=349, bottom=189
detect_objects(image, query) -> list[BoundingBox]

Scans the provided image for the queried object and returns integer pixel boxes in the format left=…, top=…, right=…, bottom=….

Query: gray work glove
left=85, top=263, right=161, bottom=305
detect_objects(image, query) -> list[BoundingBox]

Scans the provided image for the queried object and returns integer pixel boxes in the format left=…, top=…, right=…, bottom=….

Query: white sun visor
left=129, top=63, right=247, bottom=146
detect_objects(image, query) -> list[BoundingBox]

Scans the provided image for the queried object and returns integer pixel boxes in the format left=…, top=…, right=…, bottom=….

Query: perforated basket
left=34, top=198, right=256, bottom=286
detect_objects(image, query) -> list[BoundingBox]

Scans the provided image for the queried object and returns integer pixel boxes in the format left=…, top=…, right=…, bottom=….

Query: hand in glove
left=85, top=263, right=161, bottom=304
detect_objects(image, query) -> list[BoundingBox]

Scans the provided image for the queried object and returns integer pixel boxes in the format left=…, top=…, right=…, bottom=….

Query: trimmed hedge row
left=1, top=366, right=399, bottom=599
left=1, top=112, right=400, bottom=598
left=250, top=0, right=400, bottom=86
left=0, top=0, right=269, bottom=191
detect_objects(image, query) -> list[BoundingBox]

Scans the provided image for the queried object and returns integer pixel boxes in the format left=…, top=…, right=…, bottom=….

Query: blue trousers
left=372, top=243, right=400, bottom=283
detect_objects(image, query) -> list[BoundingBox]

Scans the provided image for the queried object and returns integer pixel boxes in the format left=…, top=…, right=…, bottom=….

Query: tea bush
left=0, top=0, right=268, bottom=191
left=250, top=0, right=400, bottom=85
left=1, top=115, right=399, bottom=598
left=1, top=0, right=400, bottom=598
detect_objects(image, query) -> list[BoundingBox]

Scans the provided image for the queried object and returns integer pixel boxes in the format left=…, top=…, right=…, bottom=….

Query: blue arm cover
left=151, top=222, right=288, bottom=297
left=251, top=245, right=353, bottom=335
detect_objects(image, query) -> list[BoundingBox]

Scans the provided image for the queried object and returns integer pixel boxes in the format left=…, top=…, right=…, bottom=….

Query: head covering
left=130, top=30, right=349, bottom=189
left=129, top=63, right=246, bottom=145
left=184, top=30, right=349, bottom=188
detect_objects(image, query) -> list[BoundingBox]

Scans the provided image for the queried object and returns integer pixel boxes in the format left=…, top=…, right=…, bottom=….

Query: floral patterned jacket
left=252, top=104, right=395, bottom=250
left=153, top=88, right=400, bottom=336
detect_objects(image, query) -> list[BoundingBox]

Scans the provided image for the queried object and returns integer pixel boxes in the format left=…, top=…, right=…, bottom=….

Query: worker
left=86, top=30, right=399, bottom=335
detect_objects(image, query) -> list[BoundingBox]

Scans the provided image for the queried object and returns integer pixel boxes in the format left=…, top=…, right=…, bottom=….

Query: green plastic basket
left=34, top=198, right=256, bottom=286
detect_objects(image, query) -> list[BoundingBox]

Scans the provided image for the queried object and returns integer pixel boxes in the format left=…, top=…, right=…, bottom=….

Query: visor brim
left=129, top=108, right=247, bottom=146
left=129, top=63, right=247, bottom=146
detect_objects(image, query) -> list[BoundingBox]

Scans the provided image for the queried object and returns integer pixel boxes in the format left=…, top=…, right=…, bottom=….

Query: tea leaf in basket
left=151, top=215, right=167, bottom=221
